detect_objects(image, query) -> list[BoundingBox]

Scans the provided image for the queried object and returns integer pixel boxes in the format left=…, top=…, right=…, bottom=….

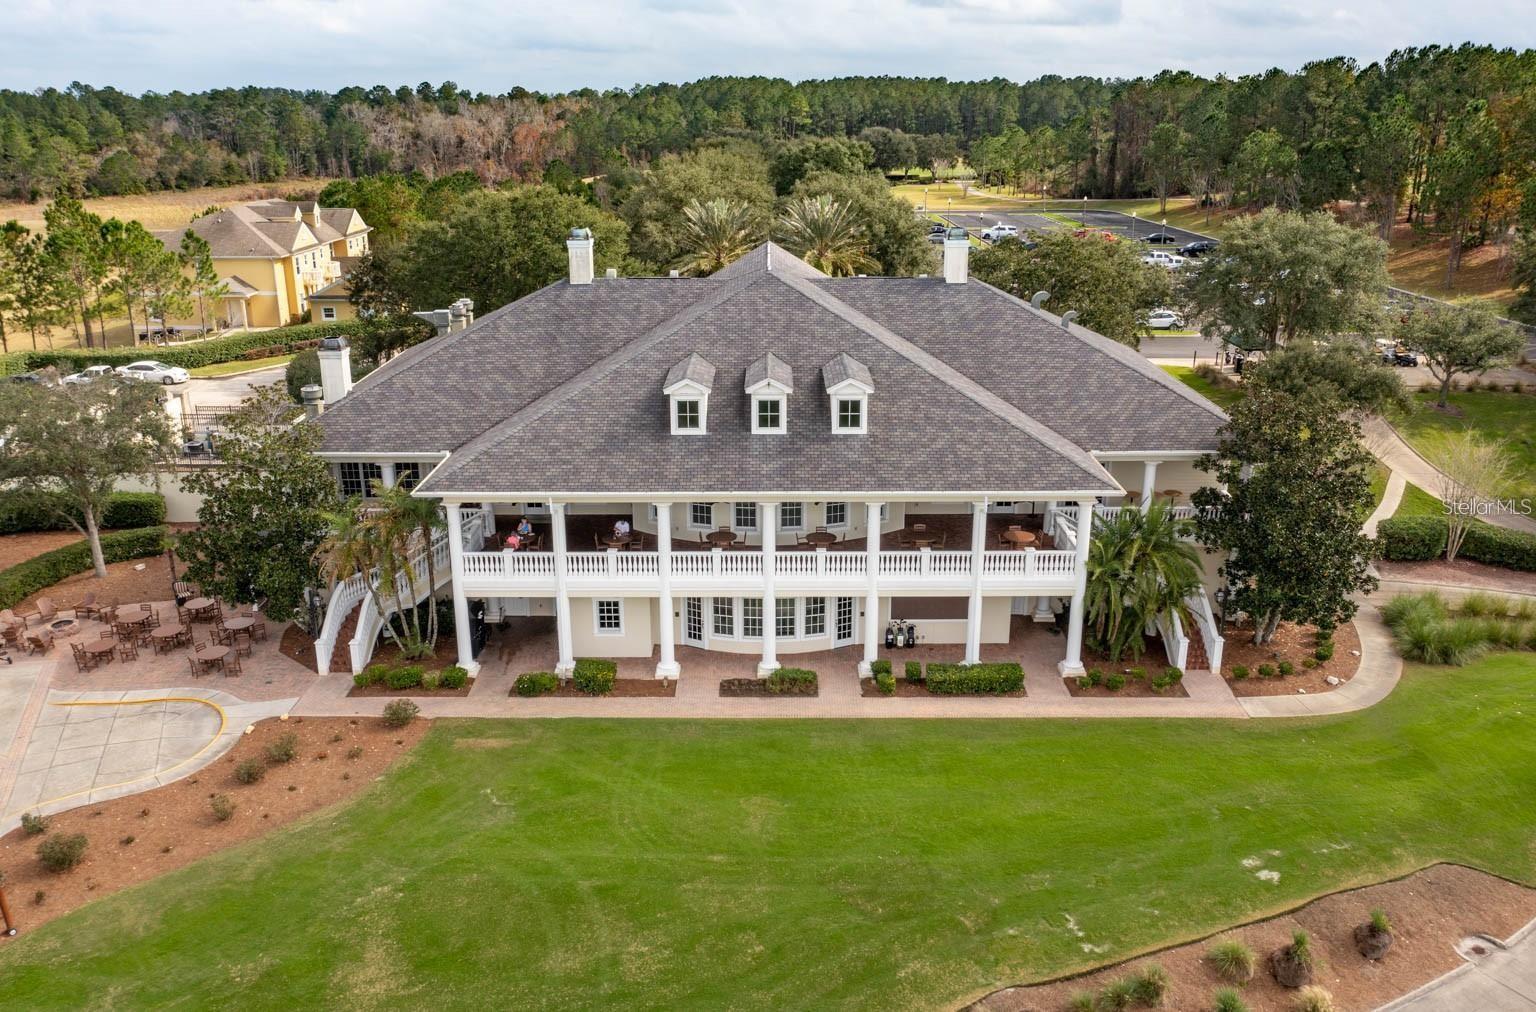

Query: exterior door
left=684, top=597, right=705, bottom=647
left=834, top=596, right=856, bottom=647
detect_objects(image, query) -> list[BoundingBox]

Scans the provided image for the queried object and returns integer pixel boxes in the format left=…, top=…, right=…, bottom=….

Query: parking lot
left=937, top=207, right=1216, bottom=248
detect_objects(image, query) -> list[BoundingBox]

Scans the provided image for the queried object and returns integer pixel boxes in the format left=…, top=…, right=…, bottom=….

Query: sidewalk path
left=1238, top=602, right=1400, bottom=718
left=1362, top=417, right=1536, bottom=535
left=1365, top=470, right=1407, bottom=537
left=1380, top=916, right=1536, bottom=1010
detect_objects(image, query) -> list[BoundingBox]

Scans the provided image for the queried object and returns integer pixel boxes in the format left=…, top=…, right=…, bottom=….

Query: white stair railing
left=1155, top=609, right=1190, bottom=671
left=1185, top=588, right=1225, bottom=672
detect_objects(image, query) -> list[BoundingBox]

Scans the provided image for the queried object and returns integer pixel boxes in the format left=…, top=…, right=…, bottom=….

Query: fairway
left=2, top=657, right=1534, bottom=1010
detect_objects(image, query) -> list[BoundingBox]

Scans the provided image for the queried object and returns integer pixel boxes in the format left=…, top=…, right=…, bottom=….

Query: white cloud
left=0, top=0, right=1531, bottom=95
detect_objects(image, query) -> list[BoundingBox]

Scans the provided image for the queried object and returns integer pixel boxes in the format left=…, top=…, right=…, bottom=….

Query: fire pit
left=48, top=618, right=79, bottom=637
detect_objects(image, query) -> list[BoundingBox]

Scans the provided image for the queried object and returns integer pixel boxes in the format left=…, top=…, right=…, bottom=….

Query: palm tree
left=370, top=480, right=446, bottom=653
left=312, top=502, right=412, bottom=659
left=1082, top=500, right=1204, bottom=662
left=774, top=195, right=879, bottom=276
left=674, top=198, right=759, bottom=276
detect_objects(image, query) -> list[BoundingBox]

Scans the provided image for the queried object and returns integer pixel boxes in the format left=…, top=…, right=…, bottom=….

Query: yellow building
left=155, top=200, right=370, bottom=329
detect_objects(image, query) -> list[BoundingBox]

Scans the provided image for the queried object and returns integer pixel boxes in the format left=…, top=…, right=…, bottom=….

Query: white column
left=1140, top=460, right=1161, bottom=509
left=859, top=502, right=883, bottom=676
left=1058, top=496, right=1095, bottom=676
left=380, top=462, right=397, bottom=489
left=757, top=502, right=779, bottom=676
left=654, top=502, right=679, bottom=679
left=1042, top=499, right=1057, bottom=535
left=964, top=500, right=987, bottom=665
left=444, top=505, right=478, bottom=675
left=550, top=501, right=574, bottom=676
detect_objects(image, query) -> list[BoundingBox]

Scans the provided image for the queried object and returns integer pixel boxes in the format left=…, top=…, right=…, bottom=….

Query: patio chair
left=73, top=591, right=99, bottom=619
left=212, top=623, right=232, bottom=647
left=250, top=616, right=268, bottom=642
left=938, top=531, right=950, bottom=549
left=71, top=641, right=94, bottom=671
left=795, top=532, right=809, bottom=546
left=187, top=656, right=202, bottom=679
left=118, top=638, right=139, bottom=662
left=26, top=630, right=54, bottom=655
left=2, top=623, right=20, bottom=649
left=232, top=631, right=253, bottom=658
left=224, top=652, right=242, bottom=677
left=594, top=532, right=604, bottom=549
left=27, top=598, right=58, bottom=626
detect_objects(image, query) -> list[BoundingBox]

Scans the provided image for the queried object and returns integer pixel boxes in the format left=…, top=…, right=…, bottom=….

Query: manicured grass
left=1394, top=481, right=1446, bottom=519
left=1395, top=390, right=1536, bottom=503
left=891, top=181, right=1020, bottom=211
left=187, top=353, right=295, bottom=377
left=1161, top=364, right=1243, bottom=410
left=1369, top=463, right=1389, bottom=511
left=4, top=655, right=1535, bottom=1009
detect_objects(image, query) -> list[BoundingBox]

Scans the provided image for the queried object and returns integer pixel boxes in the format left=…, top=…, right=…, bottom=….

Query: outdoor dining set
left=0, top=588, right=266, bottom=677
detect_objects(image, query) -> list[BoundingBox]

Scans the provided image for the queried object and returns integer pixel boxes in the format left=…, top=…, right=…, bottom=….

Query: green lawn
left=1394, top=390, right=1536, bottom=504
left=1394, top=480, right=1446, bottom=519
left=4, top=656, right=1536, bottom=1010
left=1161, top=364, right=1243, bottom=410
left=188, top=353, right=295, bottom=378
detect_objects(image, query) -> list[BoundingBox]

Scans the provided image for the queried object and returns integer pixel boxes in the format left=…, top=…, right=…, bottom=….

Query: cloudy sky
left=5, top=0, right=1534, bottom=94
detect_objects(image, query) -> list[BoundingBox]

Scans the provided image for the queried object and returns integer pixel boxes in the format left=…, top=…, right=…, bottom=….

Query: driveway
left=183, top=364, right=286, bottom=410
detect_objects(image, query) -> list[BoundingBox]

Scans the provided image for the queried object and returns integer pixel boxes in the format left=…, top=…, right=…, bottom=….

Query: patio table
left=85, top=637, right=117, bottom=663
left=185, top=597, right=218, bottom=621
left=705, top=530, right=738, bottom=547
left=1001, top=530, right=1038, bottom=548
left=151, top=625, right=186, bottom=652
left=803, top=531, right=838, bottom=548
left=909, top=535, right=939, bottom=548
left=223, top=617, right=255, bottom=634
left=195, top=644, right=232, bottom=671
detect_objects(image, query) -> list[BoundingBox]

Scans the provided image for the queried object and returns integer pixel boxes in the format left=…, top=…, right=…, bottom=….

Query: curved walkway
left=1380, top=915, right=1536, bottom=1010
left=1362, top=417, right=1536, bottom=535
left=1237, top=602, right=1401, bottom=718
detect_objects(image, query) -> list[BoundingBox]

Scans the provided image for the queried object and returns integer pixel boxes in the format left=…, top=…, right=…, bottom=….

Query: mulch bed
left=279, top=624, right=319, bottom=672
left=1065, top=674, right=1189, bottom=698
left=0, top=714, right=428, bottom=938
left=513, top=679, right=677, bottom=699
left=348, top=681, right=474, bottom=698
left=860, top=678, right=1025, bottom=698
left=969, top=863, right=1536, bottom=1012
left=1222, top=619, right=1362, bottom=697
left=1378, top=558, right=1536, bottom=596
left=720, top=678, right=817, bottom=697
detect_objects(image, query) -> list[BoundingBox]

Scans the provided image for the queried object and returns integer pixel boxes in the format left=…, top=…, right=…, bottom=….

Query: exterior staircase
left=1185, top=620, right=1211, bottom=671
left=327, top=602, right=363, bottom=674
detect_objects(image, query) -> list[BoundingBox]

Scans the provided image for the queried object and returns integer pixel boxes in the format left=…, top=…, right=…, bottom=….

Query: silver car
left=116, top=360, right=190, bottom=385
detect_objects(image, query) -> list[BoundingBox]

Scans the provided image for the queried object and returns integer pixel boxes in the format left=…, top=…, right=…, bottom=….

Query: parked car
left=1178, top=239, right=1220, bottom=257
left=1375, top=339, right=1420, bottom=367
left=115, top=360, right=190, bottom=385
left=1146, top=309, right=1186, bottom=329
left=980, top=223, right=1019, bottom=242
left=63, top=364, right=116, bottom=385
left=928, top=223, right=948, bottom=235
left=1141, top=251, right=1189, bottom=269
left=1139, top=232, right=1180, bottom=245
left=5, top=371, right=53, bottom=386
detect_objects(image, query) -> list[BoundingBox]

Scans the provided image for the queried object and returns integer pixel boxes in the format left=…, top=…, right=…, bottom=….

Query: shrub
left=2, top=318, right=387, bottom=374
left=924, top=662, right=1024, bottom=694
left=1213, top=989, right=1251, bottom=1012
left=0, top=526, right=167, bottom=610
left=420, top=670, right=441, bottom=691
left=1128, top=963, right=1169, bottom=1006
left=210, top=795, right=235, bottom=821
left=439, top=665, right=469, bottom=690
left=515, top=672, right=558, bottom=697
left=1301, top=657, right=1318, bottom=669
left=353, top=666, right=386, bottom=688
left=1231, top=664, right=1249, bottom=680
left=0, top=490, right=165, bottom=535
left=36, top=833, right=88, bottom=873
left=1313, top=641, right=1334, bottom=662
left=1461, top=590, right=1507, bottom=617
left=1099, top=976, right=1138, bottom=1010
left=874, top=671, right=895, bottom=695
left=1081, top=669, right=1103, bottom=687
left=382, top=699, right=420, bottom=727
left=904, top=660, right=922, bottom=683
left=1290, top=931, right=1314, bottom=968
left=1370, top=909, right=1393, bottom=935
left=20, top=812, right=47, bottom=835
left=1258, top=664, right=1277, bottom=678
left=766, top=668, right=817, bottom=694
left=1292, top=986, right=1335, bottom=1012
left=1151, top=667, right=1183, bottom=692
left=346, top=745, right=364, bottom=760
left=385, top=665, right=424, bottom=690
left=573, top=658, right=617, bottom=695
left=1068, top=991, right=1097, bottom=1012
left=1207, top=940, right=1256, bottom=983
left=1377, top=515, right=1536, bottom=572
left=233, top=758, right=266, bottom=784
left=1126, top=666, right=1146, bottom=681
left=870, top=659, right=892, bottom=676
left=265, top=732, right=298, bottom=764
left=1277, top=660, right=1294, bottom=676
left=1104, top=673, right=1127, bottom=692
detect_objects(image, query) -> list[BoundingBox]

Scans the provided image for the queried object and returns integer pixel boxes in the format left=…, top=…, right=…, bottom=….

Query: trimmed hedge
left=1377, top=515, right=1536, bottom=572
left=925, top=661, right=1025, bottom=695
left=572, top=657, right=617, bottom=695
left=0, top=526, right=167, bottom=609
left=766, top=667, right=817, bottom=694
left=0, top=491, right=165, bottom=535
left=0, top=320, right=372, bottom=376
left=515, top=672, right=558, bottom=697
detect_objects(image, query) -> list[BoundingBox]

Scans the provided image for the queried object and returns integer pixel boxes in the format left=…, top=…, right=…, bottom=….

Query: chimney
left=604, top=267, right=618, bottom=280
left=450, top=299, right=470, bottom=332
left=317, top=337, right=353, bottom=404
left=943, top=228, right=970, bottom=284
left=301, top=384, right=324, bottom=420
left=567, top=227, right=594, bottom=285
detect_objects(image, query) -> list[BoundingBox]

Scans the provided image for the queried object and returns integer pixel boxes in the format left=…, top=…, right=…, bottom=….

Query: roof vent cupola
left=567, top=227, right=594, bottom=285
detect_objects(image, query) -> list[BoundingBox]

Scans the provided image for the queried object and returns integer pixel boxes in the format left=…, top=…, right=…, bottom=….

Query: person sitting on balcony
left=516, top=516, right=533, bottom=537
left=504, top=532, right=523, bottom=551
left=613, top=519, right=632, bottom=539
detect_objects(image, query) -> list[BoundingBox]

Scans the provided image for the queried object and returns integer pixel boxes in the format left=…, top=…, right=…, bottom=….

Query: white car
left=1141, top=251, right=1189, bottom=270
left=1146, top=309, right=1186, bottom=329
left=116, top=360, right=190, bottom=385
left=981, top=223, right=1019, bottom=242
left=63, top=364, right=116, bottom=385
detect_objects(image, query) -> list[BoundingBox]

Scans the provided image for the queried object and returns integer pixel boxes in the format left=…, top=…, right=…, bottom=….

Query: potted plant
left=1270, top=930, right=1315, bottom=988
left=1354, top=909, right=1394, bottom=959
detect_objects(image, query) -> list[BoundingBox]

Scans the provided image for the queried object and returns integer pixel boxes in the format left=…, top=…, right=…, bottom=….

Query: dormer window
left=745, top=352, right=792, bottom=435
left=663, top=353, right=715, bottom=436
left=822, top=352, right=872, bottom=435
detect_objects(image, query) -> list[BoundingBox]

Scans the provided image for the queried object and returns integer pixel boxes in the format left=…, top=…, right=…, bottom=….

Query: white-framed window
left=752, top=395, right=786, bottom=434
left=712, top=597, right=735, bottom=637
left=779, top=502, right=803, bottom=530
left=393, top=462, right=422, bottom=491
left=338, top=461, right=382, bottom=498
left=824, top=502, right=848, bottom=528
left=741, top=598, right=763, bottom=638
left=690, top=502, right=714, bottom=529
left=835, top=397, right=865, bottom=433
left=804, top=597, right=827, bottom=636
left=594, top=599, right=624, bottom=635
left=321, top=306, right=336, bottom=321
left=674, top=398, right=702, bottom=432
left=776, top=598, right=796, bottom=638
left=734, top=503, right=758, bottom=531
left=646, top=504, right=659, bottom=522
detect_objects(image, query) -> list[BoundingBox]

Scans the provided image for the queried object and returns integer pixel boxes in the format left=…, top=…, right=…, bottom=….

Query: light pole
left=922, top=186, right=928, bottom=213
left=1162, top=217, right=1167, bottom=244
left=1131, top=212, right=1138, bottom=241
left=1081, top=194, right=1087, bottom=227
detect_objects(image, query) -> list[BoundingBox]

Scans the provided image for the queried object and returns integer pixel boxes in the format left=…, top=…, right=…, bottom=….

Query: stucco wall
left=568, top=596, right=655, bottom=658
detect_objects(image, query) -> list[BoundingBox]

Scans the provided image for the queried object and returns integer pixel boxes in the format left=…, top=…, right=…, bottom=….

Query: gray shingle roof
left=316, top=242, right=1227, bottom=498
left=822, top=352, right=873, bottom=391
left=745, top=352, right=793, bottom=391
left=664, top=352, right=716, bottom=391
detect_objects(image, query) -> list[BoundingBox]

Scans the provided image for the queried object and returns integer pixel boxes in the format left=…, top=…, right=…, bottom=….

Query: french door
left=834, top=596, right=856, bottom=647
left=683, top=597, right=705, bottom=647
